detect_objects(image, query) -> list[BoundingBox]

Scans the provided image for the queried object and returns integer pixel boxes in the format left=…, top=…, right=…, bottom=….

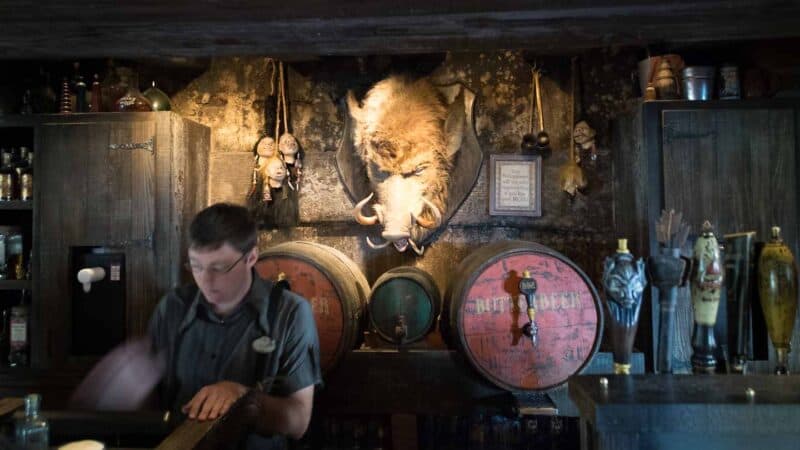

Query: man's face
left=187, top=242, right=257, bottom=312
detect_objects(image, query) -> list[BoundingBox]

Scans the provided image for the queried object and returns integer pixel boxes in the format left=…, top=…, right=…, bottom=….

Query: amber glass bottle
left=113, top=71, right=152, bottom=112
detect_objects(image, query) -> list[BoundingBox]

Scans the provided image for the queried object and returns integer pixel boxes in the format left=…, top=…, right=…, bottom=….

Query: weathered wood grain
left=34, top=112, right=209, bottom=366
left=0, top=1, right=799, bottom=57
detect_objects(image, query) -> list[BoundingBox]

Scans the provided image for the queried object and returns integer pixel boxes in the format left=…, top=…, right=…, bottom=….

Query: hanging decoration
left=248, top=60, right=303, bottom=205
left=573, top=120, right=597, bottom=162
left=275, top=62, right=302, bottom=191
left=559, top=57, right=587, bottom=197
left=520, top=65, right=551, bottom=157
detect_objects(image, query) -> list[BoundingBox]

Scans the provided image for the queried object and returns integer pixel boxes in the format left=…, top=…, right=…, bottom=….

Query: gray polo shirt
left=148, top=271, right=322, bottom=448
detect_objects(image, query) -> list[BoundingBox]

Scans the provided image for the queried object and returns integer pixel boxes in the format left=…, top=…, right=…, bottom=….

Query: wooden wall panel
left=660, top=107, right=798, bottom=373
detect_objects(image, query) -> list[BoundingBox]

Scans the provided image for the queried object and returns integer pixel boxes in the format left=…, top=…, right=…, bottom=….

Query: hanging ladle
left=532, top=69, right=551, bottom=156
left=521, top=67, right=551, bottom=158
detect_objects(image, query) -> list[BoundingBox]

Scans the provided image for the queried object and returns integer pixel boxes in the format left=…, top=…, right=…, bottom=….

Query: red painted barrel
left=446, top=240, right=603, bottom=391
left=256, top=241, right=369, bottom=374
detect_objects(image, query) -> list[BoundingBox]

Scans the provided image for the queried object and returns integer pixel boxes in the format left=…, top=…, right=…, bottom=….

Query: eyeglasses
left=185, top=251, right=248, bottom=276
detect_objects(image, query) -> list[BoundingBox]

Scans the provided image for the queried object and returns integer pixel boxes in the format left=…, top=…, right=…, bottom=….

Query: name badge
left=252, top=336, right=276, bottom=354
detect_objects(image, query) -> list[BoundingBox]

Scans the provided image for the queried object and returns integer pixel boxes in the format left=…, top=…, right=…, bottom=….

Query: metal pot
left=681, top=66, right=715, bottom=101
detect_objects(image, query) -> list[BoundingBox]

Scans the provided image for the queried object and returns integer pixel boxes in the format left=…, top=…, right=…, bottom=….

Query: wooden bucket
left=446, top=240, right=603, bottom=391
left=256, top=241, right=369, bottom=374
left=368, top=266, right=441, bottom=344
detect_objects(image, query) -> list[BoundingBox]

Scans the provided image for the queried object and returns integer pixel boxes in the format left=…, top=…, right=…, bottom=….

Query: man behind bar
left=148, top=202, right=322, bottom=448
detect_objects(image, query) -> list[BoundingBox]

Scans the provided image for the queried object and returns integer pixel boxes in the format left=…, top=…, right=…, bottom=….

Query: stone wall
left=171, top=50, right=641, bottom=294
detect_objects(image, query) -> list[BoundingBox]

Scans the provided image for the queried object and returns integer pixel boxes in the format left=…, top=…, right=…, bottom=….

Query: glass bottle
left=758, top=226, right=799, bottom=374
left=15, top=147, right=28, bottom=174
left=114, top=71, right=152, bottom=112
left=74, top=75, right=88, bottom=113
left=20, top=89, right=33, bottom=115
left=69, top=62, right=81, bottom=112
left=101, top=61, right=126, bottom=112
left=33, top=66, right=57, bottom=114
left=15, top=393, right=49, bottom=449
left=9, top=302, right=28, bottom=367
left=59, top=77, right=72, bottom=114
left=0, top=309, right=8, bottom=366
left=90, top=73, right=102, bottom=112
left=17, top=147, right=33, bottom=202
left=0, top=149, right=17, bottom=201
left=143, top=81, right=171, bottom=111
left=0, top=228, right=7, bottom=280
left=6, top=229, right=23, bottom=280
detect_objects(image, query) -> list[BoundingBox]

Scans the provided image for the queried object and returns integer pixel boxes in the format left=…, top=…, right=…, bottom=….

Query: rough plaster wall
left=172, top=50, right=639, bottom=292
left=171, top=56, right=272, bottom=204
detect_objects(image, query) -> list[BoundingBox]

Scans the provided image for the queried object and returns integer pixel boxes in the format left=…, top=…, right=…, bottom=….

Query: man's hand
left=182, top=381, right=249, bottom=421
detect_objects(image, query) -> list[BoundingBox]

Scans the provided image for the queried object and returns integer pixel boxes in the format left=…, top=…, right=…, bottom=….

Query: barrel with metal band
left=255, top=241, right=369, bottom=374
left=368, top=266, right=441, bottom=344
left=446, top=240, right=603, bottom=391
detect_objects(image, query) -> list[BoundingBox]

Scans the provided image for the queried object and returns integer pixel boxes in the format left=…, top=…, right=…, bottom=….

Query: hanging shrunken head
left=339, top=76, right=482, bottom=256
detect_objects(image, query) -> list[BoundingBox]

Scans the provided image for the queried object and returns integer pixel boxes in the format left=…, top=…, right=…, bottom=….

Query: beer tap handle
left=519, top=270, right=539, bottom=347
left=275, top=272, right=291, bottom=291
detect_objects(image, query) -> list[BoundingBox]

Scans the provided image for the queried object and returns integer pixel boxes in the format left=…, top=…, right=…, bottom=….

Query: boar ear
left=444, top=88, right=465, bottom=159
left=346, top=90, right=365, bottom=124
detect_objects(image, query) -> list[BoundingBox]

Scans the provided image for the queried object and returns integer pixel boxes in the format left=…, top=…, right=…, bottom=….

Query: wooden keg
left=368, top=266, right=441, bottom=344
left=256, top=241, right=369, bottom=374
left=447, top=240, right=603, bottom=391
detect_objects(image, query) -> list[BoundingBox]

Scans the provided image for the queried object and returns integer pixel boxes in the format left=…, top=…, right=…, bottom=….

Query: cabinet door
left=661, top=108, right=798, bottom=372
left=36, top=119, right=157, bottom=366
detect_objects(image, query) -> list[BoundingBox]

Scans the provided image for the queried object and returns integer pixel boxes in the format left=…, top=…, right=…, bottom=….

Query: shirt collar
left=178, top=269, right=274, bottom=334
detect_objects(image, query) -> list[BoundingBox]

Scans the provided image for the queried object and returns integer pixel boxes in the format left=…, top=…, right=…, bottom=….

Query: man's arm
left=246, top=385, right=314, bottom=440
left=181, top=382, right=314, bottom=439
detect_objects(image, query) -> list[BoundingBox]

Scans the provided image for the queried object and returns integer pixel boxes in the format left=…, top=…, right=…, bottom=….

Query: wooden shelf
left=0, top=200, right=33, bottom=210
left=0, top=280, right=31, bottom=290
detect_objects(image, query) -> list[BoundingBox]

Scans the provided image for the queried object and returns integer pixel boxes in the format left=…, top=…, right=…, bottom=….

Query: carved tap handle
left=519, top=270, right=539, bottom=346
left=275, top=272, right=291, bottom=291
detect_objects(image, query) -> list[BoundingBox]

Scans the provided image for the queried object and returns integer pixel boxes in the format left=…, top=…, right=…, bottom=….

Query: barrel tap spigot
left=394, top=314, right=408, bottom=346
left=519, top=270, right=539, bottom=346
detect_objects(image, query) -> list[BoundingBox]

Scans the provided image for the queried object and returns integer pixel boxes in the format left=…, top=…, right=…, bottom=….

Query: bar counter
left=569, top=374, right=800, bottom=450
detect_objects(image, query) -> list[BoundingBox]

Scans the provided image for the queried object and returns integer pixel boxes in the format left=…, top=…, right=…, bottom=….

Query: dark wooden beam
left=0, top=1, right=798, bottom=58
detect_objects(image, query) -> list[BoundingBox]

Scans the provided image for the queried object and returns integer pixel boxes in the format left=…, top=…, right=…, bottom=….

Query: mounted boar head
left=339, top=76, right=481, bottom=255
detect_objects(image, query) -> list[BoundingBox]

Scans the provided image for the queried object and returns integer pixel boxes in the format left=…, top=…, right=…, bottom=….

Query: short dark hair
left=189, top=203, right=257, bottom=253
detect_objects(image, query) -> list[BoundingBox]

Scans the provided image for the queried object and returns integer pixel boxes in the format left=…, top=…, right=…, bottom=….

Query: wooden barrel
left=446, top=240, right=603, bottom=391
left=368, top=266, right=441, bottom=344
left=256, top=241, right=369, bottom=374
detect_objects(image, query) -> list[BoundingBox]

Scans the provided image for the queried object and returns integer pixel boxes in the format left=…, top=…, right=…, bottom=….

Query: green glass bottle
left=15, top=393, right=49, bottom=449
left=143, top=81, right=171, bottom=111
left=758, top=226, right=799, bottom=374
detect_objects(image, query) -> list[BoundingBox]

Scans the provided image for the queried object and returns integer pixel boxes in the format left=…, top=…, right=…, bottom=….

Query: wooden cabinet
left=32, top=112, right=209, bottom=368
left=613, top=100, right=800, bottom=373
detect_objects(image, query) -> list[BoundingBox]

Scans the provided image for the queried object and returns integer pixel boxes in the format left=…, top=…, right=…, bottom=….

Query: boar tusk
left=411, top=210, right=437, bottom=229
left=354, top=193, right=379, bottom=225
left=408, top=239, right=425, bottom=256
left=422, top=197, right=443, bottom=228
left=366, top=236, right=392, bottom=249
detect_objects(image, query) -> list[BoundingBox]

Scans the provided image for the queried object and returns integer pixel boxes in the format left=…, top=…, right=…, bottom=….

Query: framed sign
left=489, top=154, right=542, bottom=217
